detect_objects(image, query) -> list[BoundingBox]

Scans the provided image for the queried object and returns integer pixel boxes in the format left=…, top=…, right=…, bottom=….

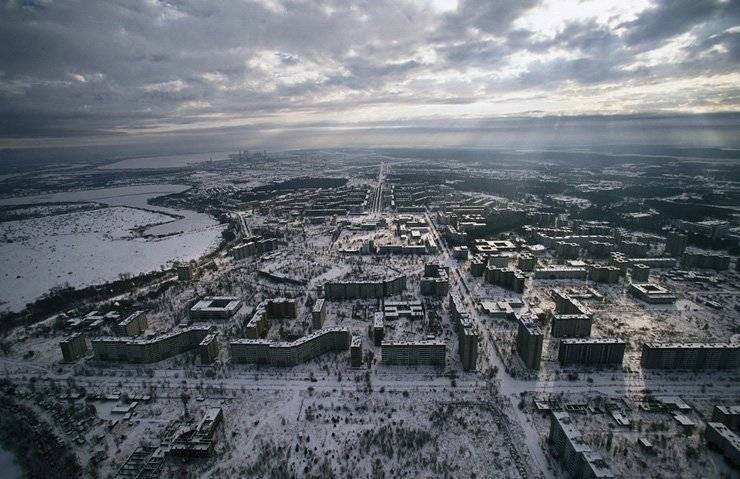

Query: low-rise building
left=171, top=408, right=224, bottom=457
left=628, top=283, right=677, bottom=304
left=190, top=297, right=243, bottom=320
left=383, top=301, right=424, bottom=320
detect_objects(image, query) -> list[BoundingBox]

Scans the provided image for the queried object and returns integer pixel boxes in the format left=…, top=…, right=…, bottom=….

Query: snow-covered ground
left=0, top=184, right=223, bottom=311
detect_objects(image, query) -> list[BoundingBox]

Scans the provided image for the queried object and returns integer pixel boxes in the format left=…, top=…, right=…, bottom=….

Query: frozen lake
left=0, top=184, right=223, bottom=312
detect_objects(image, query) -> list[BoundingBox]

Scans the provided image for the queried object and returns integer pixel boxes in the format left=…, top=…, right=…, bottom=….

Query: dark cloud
left=0, top=0, right=738, bottom=144
left=620, top=0, right=739, bottom=47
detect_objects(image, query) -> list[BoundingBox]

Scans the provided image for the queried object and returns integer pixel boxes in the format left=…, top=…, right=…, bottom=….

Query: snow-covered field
left=0, top=184, right=223, bottom=312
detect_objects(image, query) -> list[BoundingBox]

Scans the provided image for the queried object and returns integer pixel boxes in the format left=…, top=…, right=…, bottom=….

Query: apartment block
left=112, top=310, right=148, bottom=336
left=705, top=422, right=740, bottom=467
left=420, top=263, right=450, bottom=297
left=534, top=266, right=588, bottom=280
left=665, top=231, right=687, bottom=257
left=92, top=325, right=215, bottom=363
left=516, top=315, right=544, bottom=370
left=230, top=328, right=350, bottom=366
left=245, top=298, right=297, bottom=339
left=558, top=338, right=626, bottom=366
left=60, top=333, right=89, bottom=362
left=311, top=298, right=326, bottom=329
left=323, top=275, right=406, bottom=300
left=449, top=295, right=478, bottom=371
left=549, top=412, right=615, bottom=479
left=682, top=252, right=731, bottom=270
left=198, top=333, right=220, bottom=364
left=641, top=342, right=740, bottom=370
left=350, top=335, right=363, bottom=367
left=712, top=406, right=740, bottom=432
left=587, top=265, right=620, bottom=283
left=373, top=312, right=385, bottom=346
left=484, top=266, right=526, bottom=294
left=381, top=341, right=446, bottom=367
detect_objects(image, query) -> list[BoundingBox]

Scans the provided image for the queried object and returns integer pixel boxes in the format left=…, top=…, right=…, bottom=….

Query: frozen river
left=0, top=184, right=223, bottom=312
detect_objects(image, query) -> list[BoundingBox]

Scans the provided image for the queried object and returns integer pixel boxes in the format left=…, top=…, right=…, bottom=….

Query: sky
left=1, top=0, right=739, bottom=151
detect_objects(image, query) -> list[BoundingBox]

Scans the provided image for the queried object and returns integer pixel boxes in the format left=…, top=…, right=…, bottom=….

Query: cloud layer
left=1, top=0, right=739, bottom=146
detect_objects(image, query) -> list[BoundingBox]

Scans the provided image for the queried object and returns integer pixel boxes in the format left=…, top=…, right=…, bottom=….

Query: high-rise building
left=549, top=412, right=615, bottom=478
left=60, top=333, right=89, bottom=362
left=558, top=338, right=626, bottom=366
left=516, top=315, right=544, bottom=370
left=350, top=335, right=363, bottom=367
left=665, top=231, right=687, bottom=257
left=311, top=299, right=326, bottom=329
left=641, top=342, right=740, bottom=370
left=449, top=295, right=478, bottom=371
left=230, top=328, right=350, bottom=366
left=381, top=341, right=446, bottom=366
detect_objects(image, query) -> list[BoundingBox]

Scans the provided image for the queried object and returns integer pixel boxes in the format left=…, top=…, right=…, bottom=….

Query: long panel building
left=230, top=328, right=350, bottom=366
left=323, top=275, right=406, bottom=300
left=381, top=341, right=446, bottom=366
left=92, top=325, right=216, bottom=363
left=550, top=411, right=615, bottom=479
left=558, top=338, right=626, bottom=367
left=641, top=342, right=740, bottom=370
left=449, top=295, right=479, bottom=371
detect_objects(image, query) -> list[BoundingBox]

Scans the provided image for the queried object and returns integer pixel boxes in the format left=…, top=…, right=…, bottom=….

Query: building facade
left=558, top=338, right=626, bottom=366
left=381, top=341, right=446, bottom=366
